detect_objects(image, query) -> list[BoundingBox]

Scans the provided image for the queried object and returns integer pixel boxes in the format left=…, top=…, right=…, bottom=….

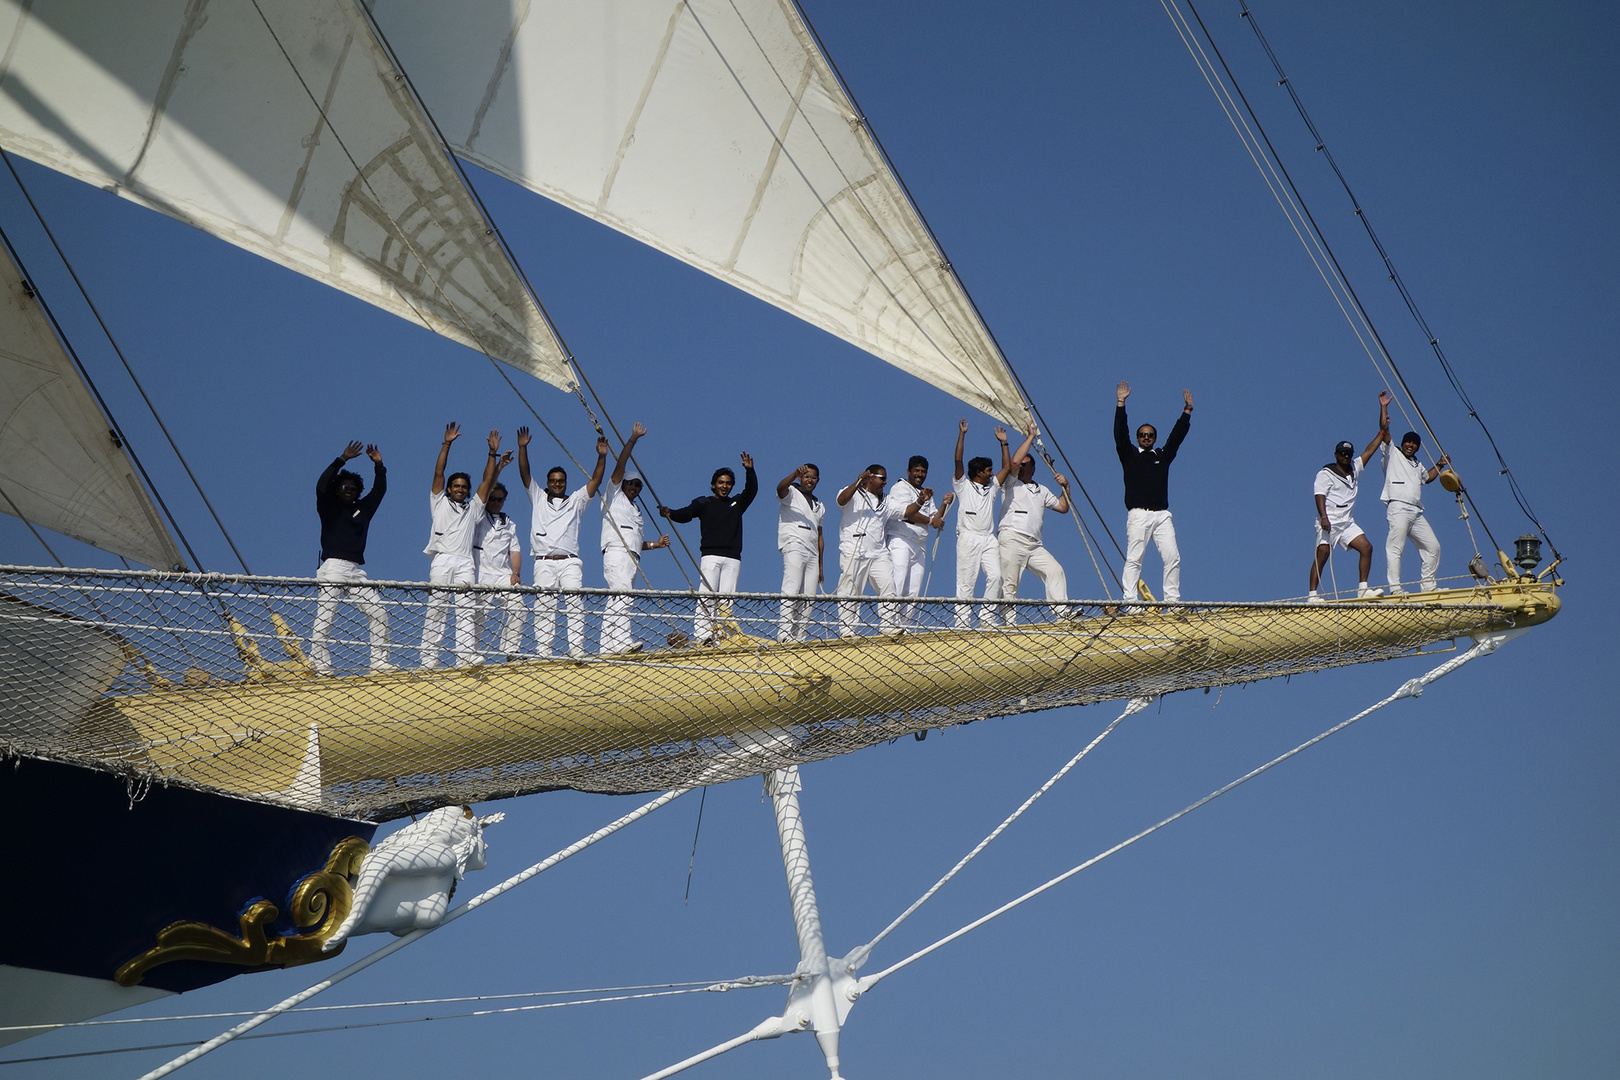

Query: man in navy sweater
left=660, top=453, right=758, bottom=644
left=312, top=440, right=390, bottom=674
left=1115, top=381, right=1192, bottom=604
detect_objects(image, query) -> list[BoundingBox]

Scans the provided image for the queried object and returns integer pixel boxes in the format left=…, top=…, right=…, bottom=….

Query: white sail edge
left=370, top=0, right=1032, bottom=426
left=0, top=0, right=576, bottom=393
left=0, top=239, right=184, bottom=570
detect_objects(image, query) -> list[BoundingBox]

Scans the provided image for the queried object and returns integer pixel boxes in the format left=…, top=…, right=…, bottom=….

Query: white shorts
left=1314, top=518, right=1365, bottom=551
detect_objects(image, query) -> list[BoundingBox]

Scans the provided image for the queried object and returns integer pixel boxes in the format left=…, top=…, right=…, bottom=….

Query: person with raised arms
left=997, top=422, right=1071, bottom=622
left=422, top=424, right=509, bottom=667
left=471, top=481, right=523, bottom=662
left=599, top=423, right=670, bottom=655
left=834, top=464, right=897, bottom=637
left=1308, top=392, right=1390, bottom=601
left=951, top=419, right=1009, bottom=630
left=884, top=454, right=952, bottom=631
left=1377, top=393, right=1449, bottom=595
left=775, top=462, right=825, bottom=643
left=659, top=452, right=758, bottom=645
left=1115, top=381, right=1192, bottom=604
left=311, top=440, right=391, bottom=674
left=518, top=426, right=609, bottom=658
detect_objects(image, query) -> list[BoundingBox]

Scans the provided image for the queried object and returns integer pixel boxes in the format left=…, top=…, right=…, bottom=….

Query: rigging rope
left=0, top=161, right=213, bottom=572
left=1236, top=1, right=1558, bottom=562
left=857, top=629, right=1514, bottom=990
left=0, top=479, right=62, bottom=566
left=137, top=787, right=691, bottom=1080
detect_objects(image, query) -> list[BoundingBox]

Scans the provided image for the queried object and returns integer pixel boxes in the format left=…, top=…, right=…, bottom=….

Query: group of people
left=306, top=383, right=1452, bottom=670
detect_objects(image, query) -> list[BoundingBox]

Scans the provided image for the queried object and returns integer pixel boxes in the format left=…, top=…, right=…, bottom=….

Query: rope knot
left=1395, top=677, right=1426, bottom=700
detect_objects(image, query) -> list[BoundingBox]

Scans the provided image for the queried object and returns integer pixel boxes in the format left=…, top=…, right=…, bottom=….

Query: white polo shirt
left=473, top=511, right=520, bottom=581
left=953, top=474, right=1000, bottom=537
left=600, top=482, right=645, bottom=556
left=999, top=478, right=1061, bottom=543
left=778, top=486, right=825, bottom=555
left=884, top=479, right=936, bottom=549
left=425, top=491, right=484, bottom=557
left=526, top=481, right=592, bottom=557
left=1314, top=458, right=1364, bottom=525
left=1380, top=443, right=1427, bottom=509
left=839, top=488, right=886, bottom=559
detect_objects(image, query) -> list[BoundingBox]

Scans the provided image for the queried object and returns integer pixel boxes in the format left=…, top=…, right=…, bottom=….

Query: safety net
left=0, top=567, right=1557, bottom=821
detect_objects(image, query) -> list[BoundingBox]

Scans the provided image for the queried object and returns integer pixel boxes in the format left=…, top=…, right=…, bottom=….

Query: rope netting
left=0, top=566, right=1556, bottom=821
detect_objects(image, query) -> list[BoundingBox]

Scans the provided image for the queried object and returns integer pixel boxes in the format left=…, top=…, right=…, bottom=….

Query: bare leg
left=1309, top=545, right=1331, bottom=592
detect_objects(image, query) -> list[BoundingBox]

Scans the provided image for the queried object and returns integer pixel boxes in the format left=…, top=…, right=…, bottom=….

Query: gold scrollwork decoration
left=115, top=836, right=371, bottom=987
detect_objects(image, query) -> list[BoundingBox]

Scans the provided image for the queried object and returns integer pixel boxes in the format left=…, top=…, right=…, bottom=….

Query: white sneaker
left=1306, top=592, right=1324, bottom=604
left=1357, top=586, right=1383, bottom=599
left=369, top=661, right=398, bottom=674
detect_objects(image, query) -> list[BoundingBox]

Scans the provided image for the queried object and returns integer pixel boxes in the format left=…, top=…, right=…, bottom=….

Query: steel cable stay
left=1236, top=1, right=1558, bottom=561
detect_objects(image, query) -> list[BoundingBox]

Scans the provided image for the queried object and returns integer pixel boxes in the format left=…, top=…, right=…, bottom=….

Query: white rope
left=857, top=631, right=1514, bottom=991
left=136, top=787, right=691, bottom=1080
left=637, top=1015, right=792, bottom=1080
left=846, top=696, right=1151, bottom=971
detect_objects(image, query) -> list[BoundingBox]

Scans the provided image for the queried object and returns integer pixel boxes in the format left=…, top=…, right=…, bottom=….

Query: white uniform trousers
left=533, top=555, right=586, bottom=658
left=836, top=552, right=896, bottom=636
left=695, top=554, right=741, bottom=643
left=888, top=536, right=926, bottom=630
left=421, top=554, right=477, bottom=667
left=778, top=544, right=819, bottom=642
left=999, top=531, right=1067, bottom=623
left=311, top=558, right=390, bottom=672
left=1121, top=508, right=1181, bottom=603
left=1385, top=502, right=1440, bottom=592
left=954, top=533, right=1002, bottom=629
left=601, top=547, right=640, bottom=654
left=473, top=588, right=525, bottom=660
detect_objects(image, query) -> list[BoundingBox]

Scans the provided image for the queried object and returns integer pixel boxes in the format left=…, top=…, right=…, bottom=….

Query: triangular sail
left=0, top=0, right=574, bottom=390
left=0, top=243, right=183, bottom=569
left=371, top=0, right=1030, bottom=424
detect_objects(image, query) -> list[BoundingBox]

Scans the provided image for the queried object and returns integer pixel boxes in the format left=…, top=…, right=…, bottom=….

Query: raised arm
left=317, top=441, right=362, bottom=503
left=361, top=444, right=386, bottom=510
left=736, top=453, right=758, bottom=510
left=476, top=430, right=510, bottom=504
left=583, top=430, right=609, bottom=498
left=954, top=418, right=968, bottom=480
left=1162, top=389, right=1193, bottom=462
left=516, top=426, right=532, bottom=489
left=838, top=469, right=872, bottom=507
left=994, top=426, right=1010, bottom=478
left=430, top=422, right=459, bottom=495
left=1114, top=381, right=1132, bottom=460
left=1378, top=389, right=1391, bottom=436
left=999, top=422, right=1037, bottom=485
left=610, top=423, right=645, bottom=490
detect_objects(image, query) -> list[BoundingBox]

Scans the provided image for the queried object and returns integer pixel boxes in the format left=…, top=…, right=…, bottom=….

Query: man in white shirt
left=950, top=419, right=1012, bottom=629
left=998, top=423, right=1070, bottom=623
left=1377, top=394, right=1449, bottom=594
left=471, top=483, right=523, bottom=662
left=1309, top=392, right=1390, bottom=601
left=422, top=424, right=510, bottom=668
left=776, top=463, right=826, bottom=642
left=835, top=465, right=897, bottom=637
left=518, top=425, right=608, bottom=658
left=884, top=455, right=952, bottom=631
left=600, top=422, right=671, bottom=655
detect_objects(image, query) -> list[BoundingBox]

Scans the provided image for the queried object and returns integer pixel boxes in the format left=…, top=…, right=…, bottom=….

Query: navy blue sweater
left=665, top=467, right=758, bottom=558
left=316, top=457, right=386, bottom=564
left=1115, top=405, right=1189, bottom=511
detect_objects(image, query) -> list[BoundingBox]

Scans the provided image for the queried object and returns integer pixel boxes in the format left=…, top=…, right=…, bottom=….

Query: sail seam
left=277, top=30, right=355, bottom=242
left=464, top=0, right=533, bottom=153
left=598, top=0, right=687, bottom=212
left=726, top=59, right=812, bottom=272
left=123, top=0, right=211, bottom=191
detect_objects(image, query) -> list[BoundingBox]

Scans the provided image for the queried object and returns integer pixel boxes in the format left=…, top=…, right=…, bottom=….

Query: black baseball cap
left=1335, top=441, right=1354, bottom=455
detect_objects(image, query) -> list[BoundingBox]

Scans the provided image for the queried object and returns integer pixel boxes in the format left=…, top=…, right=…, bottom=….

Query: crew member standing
left=1309, top=392, right=1390, bottom=601
left=471, top=482, right=523, bottom=662
left=835, top=465, right=897, bottom=637
left=422, top=425, right=509, bottom=667
left=951, top=419, right=1008, bottom=630
left=884, top=455, right=951, bottom=631
left=312, top=440, right=390, bottom=674
left=1115, top=381, right=1192, bottom=604
left=600, top=423, right=670, bottom=655
left=998, top=423, right=1070, bottom=622
left=518, top=426, right=609, bottom=659
left=1377, top=394, right=1449, bottom=594
left=776, top=463, right=825, bottom=643
left=659, top=453, right=758, bottom=645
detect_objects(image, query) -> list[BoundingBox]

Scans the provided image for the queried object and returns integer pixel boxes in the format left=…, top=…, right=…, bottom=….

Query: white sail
left=0, top=0, right=574, bottom=391
left=0, top=242, right=183, bottom=569
left=371, top=0, right=1031, bottom=424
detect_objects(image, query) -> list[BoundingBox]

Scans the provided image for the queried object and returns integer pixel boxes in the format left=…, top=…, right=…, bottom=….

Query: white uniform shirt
left=1380, top=443, right=1426, bottom=509
left=953, top=474, right=1000, bottom=537
left=999, top=478, right=1061, bottom=543
left=527, top=481, right=592, bottom=557
left=838, top=488, right=886, bottom=558
left=473, top=511, right=520, bottom=582
left=425, top=491, right=484, bottom=556
left=778, top=486, right=825, bottom=554
left=600, top=483, right=646, bottom=555
left=884, top=479, right=935, bottom=548
left=1314, top=458, right=1364, bottom=524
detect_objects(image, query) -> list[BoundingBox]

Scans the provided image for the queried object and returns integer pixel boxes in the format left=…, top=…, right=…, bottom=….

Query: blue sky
left=4, top=1, right=1616, bottom=1077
